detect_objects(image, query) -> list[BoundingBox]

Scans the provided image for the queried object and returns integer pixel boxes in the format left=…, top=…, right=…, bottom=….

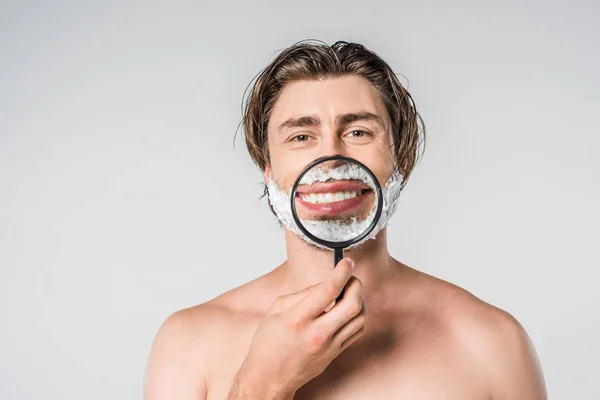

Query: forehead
left=268, top=75, right=389, bottom=128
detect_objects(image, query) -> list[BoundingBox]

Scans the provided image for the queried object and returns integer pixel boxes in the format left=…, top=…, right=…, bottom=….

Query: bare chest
left=206, top=330, right=488, bottom=400
left=292, top=344, right=488, bottom=400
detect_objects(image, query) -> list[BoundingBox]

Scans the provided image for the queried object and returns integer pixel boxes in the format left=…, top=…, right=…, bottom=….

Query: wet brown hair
left=239, top=39, right=426, bottom=198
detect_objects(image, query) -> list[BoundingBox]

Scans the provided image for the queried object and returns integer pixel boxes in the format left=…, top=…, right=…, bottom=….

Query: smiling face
left=242, top=41, right=423, bottom=248
left=265, top=74, right=397, bottom=210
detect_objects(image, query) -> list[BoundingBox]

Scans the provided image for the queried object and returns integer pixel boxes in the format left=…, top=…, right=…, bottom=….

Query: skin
left=144, top=75, right=547, bottom=399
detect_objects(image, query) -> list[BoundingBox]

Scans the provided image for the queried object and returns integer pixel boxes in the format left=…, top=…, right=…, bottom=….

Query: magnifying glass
left=290, top=155, right=383, bottom=301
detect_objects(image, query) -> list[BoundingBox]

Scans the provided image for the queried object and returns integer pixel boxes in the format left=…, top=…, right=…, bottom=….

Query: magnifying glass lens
left=292, top=158, right=380, bottom=244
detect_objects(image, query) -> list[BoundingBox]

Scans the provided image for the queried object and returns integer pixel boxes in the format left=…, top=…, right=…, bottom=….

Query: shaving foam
left=300, top=162, right=374, bottom=188
left=267, top=163, right=403, bottom=250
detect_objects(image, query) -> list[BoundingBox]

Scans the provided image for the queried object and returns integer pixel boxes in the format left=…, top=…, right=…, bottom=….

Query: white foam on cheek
left=266, top=174, right=324, bottom=248
left=267, top=164, right=404, bottom=250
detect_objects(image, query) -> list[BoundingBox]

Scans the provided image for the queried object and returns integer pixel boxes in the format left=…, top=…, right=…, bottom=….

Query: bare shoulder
left=143, top=275, right=273, bottom=400
left=403, top=266, right=547, bottom=399
left=142, top=301, right=231, bottom=399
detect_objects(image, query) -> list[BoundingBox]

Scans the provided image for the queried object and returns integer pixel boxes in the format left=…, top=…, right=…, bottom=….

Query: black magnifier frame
left=290, top=154, right=384, bottom=300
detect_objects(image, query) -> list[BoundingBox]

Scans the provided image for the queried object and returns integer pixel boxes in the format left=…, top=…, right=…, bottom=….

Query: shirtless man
left=143, top=41, right=547, bottom=399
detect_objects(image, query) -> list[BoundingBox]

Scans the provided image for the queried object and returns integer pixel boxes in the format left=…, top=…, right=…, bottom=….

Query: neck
left=277, top=228, right=395, bottom=294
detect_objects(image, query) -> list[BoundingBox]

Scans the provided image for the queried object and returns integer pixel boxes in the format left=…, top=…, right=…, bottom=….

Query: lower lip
left=296, top=190, right=373, bottom=216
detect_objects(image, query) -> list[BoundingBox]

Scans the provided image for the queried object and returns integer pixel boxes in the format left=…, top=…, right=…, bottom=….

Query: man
left=144, top=40, right=547, bottom=399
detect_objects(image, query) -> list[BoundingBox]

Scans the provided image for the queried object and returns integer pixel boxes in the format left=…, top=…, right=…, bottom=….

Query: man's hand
left=228, top=258, right=366, bottom=400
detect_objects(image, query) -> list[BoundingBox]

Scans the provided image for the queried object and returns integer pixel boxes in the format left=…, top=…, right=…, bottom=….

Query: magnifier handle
left=334, top=248, right=345, bottom=303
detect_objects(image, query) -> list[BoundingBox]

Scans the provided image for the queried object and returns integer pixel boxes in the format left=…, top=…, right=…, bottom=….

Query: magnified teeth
left=300, top=191, right=361, bottom=204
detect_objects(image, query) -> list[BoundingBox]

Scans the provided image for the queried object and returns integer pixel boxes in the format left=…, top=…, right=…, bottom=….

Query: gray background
left=1, top=0, right=598, bottom=398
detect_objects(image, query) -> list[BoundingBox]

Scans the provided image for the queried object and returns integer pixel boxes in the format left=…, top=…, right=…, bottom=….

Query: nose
left=320, top=134, right=345, bottom=159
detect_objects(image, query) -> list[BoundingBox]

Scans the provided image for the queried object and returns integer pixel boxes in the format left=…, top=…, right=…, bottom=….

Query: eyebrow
left=277, top=115, right=320, bottom=132
left=277, top=112, right=385, bottom=134
left=336, top=112, right=385, bottom=129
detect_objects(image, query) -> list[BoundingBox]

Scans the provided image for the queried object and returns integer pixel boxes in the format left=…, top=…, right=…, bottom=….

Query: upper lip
left=295, top=180, right=371, bottom=194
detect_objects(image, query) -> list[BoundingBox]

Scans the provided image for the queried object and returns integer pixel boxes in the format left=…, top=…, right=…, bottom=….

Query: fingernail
left=348, top=258, right=355, bottom=269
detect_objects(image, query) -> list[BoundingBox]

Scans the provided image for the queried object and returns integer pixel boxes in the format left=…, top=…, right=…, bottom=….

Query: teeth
left=300, top=191, right=361, bottom=204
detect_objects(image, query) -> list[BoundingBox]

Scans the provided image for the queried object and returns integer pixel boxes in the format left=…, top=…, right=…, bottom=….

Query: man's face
left=266, top=74, right=396, bottom=206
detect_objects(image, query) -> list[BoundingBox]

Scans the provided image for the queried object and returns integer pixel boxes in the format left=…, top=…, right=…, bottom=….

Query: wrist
left=228, top=360, right=296, bottom=400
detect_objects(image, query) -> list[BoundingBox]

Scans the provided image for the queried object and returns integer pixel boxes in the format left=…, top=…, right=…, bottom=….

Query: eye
left=346, top=130, right=372, bottom=138
left=291, top=134, right=310, bottom=142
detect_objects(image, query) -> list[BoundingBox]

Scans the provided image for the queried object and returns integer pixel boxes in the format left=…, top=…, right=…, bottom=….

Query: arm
left=227, top=258, right=362, bottom=399
left=145, top=258, right=361, bottom=400
left=487, top=313, right=547, bottom=400
left=227, top=361, right=296, bottom=400
left=143, top=310, right=208, bottom=400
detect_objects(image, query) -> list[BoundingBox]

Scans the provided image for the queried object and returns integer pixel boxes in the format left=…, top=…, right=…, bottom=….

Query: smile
left=298, top=190, right=368, bottom=204
left=295, top=180, right=374, bottom=217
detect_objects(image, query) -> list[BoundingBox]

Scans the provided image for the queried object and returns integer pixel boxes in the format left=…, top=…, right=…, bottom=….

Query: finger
left=312, top=279, right=366, bottom=340
left=323, top=300, right=335, bottom=313
left=337, top=325, right=366, bottom=353
left=294, top=258, right=354, bottom=319
left=330, top=308, right=366, bottom=351
left=269, top=282, right=320, bottom=314
left=314, top=276, right=364, bottom=332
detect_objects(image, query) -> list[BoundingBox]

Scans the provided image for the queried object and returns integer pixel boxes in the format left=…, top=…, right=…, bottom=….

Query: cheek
left=354, top=146, right=396, bottom=187
left=375, top=137, right=397, bottom=178
left=366, top=159, right=396, bottom=191
left=268, top=138, right=301, bottom=186
left=373, top=165, right=394, bottom=189
left=270, top=159, right=308, bottom=192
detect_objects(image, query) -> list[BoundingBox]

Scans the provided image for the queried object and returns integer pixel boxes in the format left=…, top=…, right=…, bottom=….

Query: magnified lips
left=296, top=180, right=373, bottom=216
